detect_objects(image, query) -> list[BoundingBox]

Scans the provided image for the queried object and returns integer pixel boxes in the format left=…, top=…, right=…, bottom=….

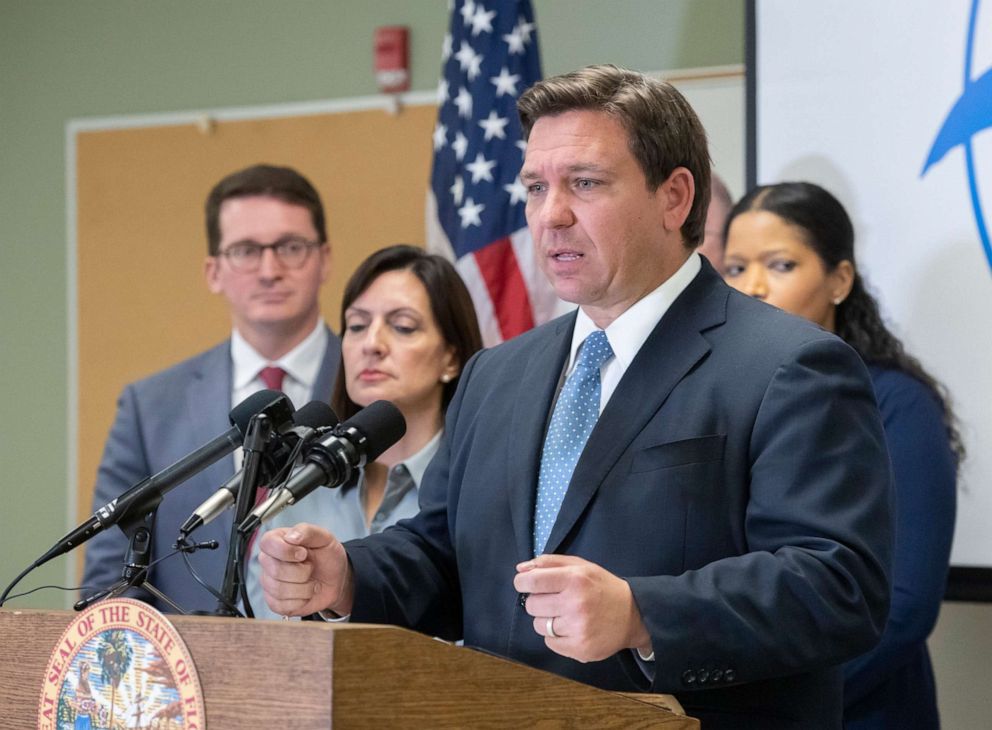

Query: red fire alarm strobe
left=374, top=26, right=410, bottom=93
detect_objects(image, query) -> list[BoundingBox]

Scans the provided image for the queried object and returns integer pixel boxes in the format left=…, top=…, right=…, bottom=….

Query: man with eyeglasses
left=81, top=164, right=341, bottom=614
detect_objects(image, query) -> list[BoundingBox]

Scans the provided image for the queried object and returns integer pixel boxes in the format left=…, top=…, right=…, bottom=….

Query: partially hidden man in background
left=82, top=164, right=340, bottom=613
left=258, top=66, right=893, bottom=730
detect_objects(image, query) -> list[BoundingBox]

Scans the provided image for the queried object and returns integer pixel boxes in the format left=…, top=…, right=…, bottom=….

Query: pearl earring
left=441, top=373, right=452, bottom=383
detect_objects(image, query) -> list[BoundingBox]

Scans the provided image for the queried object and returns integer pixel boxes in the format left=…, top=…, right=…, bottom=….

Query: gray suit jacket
left=346, top=261, right=893, bottom=729
left=81, top=327, right=340, bottom=613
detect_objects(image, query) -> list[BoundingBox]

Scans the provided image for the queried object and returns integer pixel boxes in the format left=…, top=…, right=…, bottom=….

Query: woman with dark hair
left=722, top=181, right=961, bottom=729
left=247, top=245, right=482, bottom=619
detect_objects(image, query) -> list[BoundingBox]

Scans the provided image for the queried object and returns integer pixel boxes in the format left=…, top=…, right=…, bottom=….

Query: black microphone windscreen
left=229, top=389, right=295, bottom=435
left=293, top=401, right=339, bottom=430
left=346, top=400, right=406, bottom=463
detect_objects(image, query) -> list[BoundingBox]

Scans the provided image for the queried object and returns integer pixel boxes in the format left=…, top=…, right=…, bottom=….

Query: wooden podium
left=0, top=608, right=697, bottom=728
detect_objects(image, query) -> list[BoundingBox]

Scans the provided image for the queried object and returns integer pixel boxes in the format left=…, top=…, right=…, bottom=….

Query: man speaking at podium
left=82, top=164, right=340, bottom=614
left=258, top=67, right=892, bottom=729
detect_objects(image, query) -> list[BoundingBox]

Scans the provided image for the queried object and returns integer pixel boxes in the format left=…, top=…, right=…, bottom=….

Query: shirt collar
left=348, top=429, right=442, bottom=493
left=231, top=320, right=327, bottom=390
left=390, top=430, right=443, bottom=487
left=568, top=252, right=702, bottom=374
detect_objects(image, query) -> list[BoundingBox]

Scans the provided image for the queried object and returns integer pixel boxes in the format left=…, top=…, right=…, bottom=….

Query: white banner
left=756, top=0, right=992, bottom=568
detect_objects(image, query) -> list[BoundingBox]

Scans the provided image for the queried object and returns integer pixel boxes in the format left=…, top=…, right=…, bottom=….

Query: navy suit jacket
left=346, top=261, right=893, bottom=730
left=81, top=327, right=340, bottom=614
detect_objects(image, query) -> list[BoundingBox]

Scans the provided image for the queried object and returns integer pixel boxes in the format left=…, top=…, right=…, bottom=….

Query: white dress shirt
left=230, top=321, right=329, bottom=469
left=231, top=319, right=329, bottom=412
left=566, top=252, right=701, bottom=412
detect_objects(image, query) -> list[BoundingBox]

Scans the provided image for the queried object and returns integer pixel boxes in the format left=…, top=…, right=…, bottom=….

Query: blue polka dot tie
left=533, top=330, right=614, bottom=555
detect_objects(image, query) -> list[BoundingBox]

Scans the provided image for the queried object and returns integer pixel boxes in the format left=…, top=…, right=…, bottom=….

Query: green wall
left=0, top=0, right=743, bottom=608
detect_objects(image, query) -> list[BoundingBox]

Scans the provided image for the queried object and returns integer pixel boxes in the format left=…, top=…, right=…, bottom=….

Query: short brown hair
left=204, top=164, right=327, bottom=255
left=518, top=65, right=711, bottom=248
left=331, top=245, right=483, bottom=421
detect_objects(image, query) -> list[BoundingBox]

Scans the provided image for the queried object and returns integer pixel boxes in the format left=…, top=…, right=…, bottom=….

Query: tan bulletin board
left=74, top=102, right=437, bottom=536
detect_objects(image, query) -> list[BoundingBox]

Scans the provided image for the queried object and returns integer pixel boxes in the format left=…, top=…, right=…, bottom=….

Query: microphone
left=35, top=390, right=294, bottom=568
left=178, top=401, right=339, bottom=536
left=238, top=400, right=405, bottom=535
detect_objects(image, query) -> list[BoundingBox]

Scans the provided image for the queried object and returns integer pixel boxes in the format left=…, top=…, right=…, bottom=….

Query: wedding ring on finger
left=546, top=616, right=558, bottom=638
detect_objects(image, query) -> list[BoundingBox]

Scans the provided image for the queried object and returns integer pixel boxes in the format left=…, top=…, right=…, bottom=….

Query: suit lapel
left=186, top=342, right=234, bottom=449
left=543, top=267, right=729, bottom=555
left=507, top=314, right=575, bottom=562
left=185, top=342, right=237, bottom=531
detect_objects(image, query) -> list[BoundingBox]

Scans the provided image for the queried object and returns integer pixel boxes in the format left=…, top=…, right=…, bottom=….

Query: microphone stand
left=215, top=412, right=272, bottom=616
left=75, top=511, right=187, bottom=614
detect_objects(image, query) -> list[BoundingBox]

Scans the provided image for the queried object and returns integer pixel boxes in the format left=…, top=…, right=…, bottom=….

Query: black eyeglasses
left=217, top=237, right=322, bottom=272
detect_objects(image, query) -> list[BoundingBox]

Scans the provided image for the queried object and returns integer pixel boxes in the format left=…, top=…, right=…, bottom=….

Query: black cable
left=270, top=436, right=307, bottom=487
left=175, top=536, right=243, bottom=617
left=3, top=583, right=95, bottom=603
left=4, top=543, right=193, bottom=608
left=0, top=561, right=39, bottom=607
left=236, top=536, right=255, bottom=619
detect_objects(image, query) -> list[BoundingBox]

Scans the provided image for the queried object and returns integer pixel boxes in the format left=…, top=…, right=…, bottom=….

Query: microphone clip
left=174, top=538, right=220, bottom=553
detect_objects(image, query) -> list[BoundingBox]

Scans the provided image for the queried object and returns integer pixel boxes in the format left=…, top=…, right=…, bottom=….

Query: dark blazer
left=346, top=261, right=893, bottom=730
left=81, top=327, right=340, bottom=613
left=843, top=366, right=957, bottom=729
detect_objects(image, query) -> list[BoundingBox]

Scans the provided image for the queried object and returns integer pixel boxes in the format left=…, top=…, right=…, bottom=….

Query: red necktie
left=258, top=365, right=286, bottom=391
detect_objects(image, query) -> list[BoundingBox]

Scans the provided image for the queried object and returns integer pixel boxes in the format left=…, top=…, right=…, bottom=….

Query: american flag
left=426, top=0, right=562, bottom=346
